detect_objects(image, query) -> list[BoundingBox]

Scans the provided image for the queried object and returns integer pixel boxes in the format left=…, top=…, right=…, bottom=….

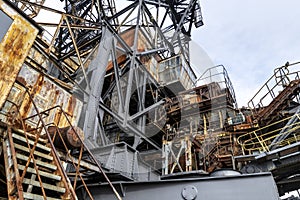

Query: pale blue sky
left=192, top=0, right=300, bottom=106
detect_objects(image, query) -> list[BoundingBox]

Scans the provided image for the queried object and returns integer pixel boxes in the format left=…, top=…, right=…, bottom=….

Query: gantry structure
left=9, top=0, right=204, bottom=150
left=1, top=0, right=300, bottom=199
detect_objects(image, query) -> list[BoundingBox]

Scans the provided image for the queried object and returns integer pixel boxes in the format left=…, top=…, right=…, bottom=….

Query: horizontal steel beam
left=77, top=173, right=279, bottom=200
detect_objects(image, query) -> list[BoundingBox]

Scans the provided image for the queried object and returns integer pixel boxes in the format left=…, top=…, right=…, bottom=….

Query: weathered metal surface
left=2, top=121, right=80, bottom=199
left=119, top=28, right=161, bottom=79
left=158, top=55, right=196, bottom=92
left=48, top=126, right=84, bottom=149
left=0, top=0, right=38, bottom=110
left=23, top=192, right=61, bottom=200
left=16, top=154, right=57, bottom=171
left=2, top=137, right=18, bottom=200
left=23, top=178, right=66, bottom=193
left=120, top=28, right=152, bottom=53
left=12, top=133, right=51, bottom=152
left=1, top=0, right=299, bottom=198
left=18, top=165, right=61, bottom=181
left=1, top=65, right=82, bottom=129
left=3, top=128, right=25, bottom=200
left=14, top=143, right=53, bottom=160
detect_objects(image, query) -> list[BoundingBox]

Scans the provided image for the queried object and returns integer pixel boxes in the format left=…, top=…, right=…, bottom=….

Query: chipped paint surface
left=1, top=64, right=83, bottom=128
left=0, top=1, right=81, bottom=129
left=0, top=1, right=38, bottom=109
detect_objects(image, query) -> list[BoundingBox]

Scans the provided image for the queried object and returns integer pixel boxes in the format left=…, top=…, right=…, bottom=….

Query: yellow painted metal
left=203, top=115, right=207, bottom=135
left=0, top=1, right=38, bottom=109
left=238, top=113, right=300, bottom=153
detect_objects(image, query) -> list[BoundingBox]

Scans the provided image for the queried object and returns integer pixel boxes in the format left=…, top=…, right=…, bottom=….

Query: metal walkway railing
left=196, top=65, right=238, bottom=109
left=2, top=88, right=122, bottom=200
left=248, top=62, right=300, bottom=113
left=237, top=112, right=300, bottom=154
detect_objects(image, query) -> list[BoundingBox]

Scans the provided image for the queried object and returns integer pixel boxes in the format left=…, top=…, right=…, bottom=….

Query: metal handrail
left=4, top=100, right=49, bottom=200
left=30, top=105, right=122, bottom=200
left=18, top=87, right=122, bottom=199
left=25, top=91, right=78, bottom=199
left=195, top=65, right=238, bottom=108
left=248, top=62, right=300, bottom=111
left=237, top=113, right=300, bottom=153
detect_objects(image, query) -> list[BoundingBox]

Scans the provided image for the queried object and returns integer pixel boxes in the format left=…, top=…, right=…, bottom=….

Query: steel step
left=23, top=178, right=66, bottom=193
left=18, top=165, right=61, bottom=181
left=16, top=153, right=57, bottom=171
left=23, top=192, right=62, bottom=200
left=12, top=133, right=51, bottom=152
left=11, top=128, right=48, bottom=144
left=14, top=143, right=53, bottom=161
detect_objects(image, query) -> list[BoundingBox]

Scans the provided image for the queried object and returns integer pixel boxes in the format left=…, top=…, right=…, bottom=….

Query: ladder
left=2, top=125, right=76, bottom=200
left=248, top=64, right=300, bottom=125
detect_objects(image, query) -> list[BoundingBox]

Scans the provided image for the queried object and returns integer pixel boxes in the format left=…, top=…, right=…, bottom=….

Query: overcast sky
left=37, top=0, right=300, bottom=107
left=191, top=0, right=300, bottom=107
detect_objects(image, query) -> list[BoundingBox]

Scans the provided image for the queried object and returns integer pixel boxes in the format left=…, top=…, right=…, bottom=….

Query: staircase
left=216, top=133, right=234, bottom=167
left=203, top=133, right=234, bottom=172
left=248, top=63, right=300, bottom=125
left=256, top=79, right=300, bottom=123
left=1, top=100, right=123, bottom=200
left=2, top=126, right=76, bottom=200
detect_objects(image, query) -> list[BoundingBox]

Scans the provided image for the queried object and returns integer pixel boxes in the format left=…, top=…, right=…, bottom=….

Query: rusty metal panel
left=1, top=63, right=83, bottom=129
left=16, top=64, right=83, bottom=128
left=119, top=28, right=161, bottom=81
left=0, top=0, right=39, bottom=109
left=120, top=28, right=150, bottom=51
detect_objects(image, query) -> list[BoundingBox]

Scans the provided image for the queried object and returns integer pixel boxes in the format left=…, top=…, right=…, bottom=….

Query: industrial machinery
left=0, top=0, right=299, bottom=199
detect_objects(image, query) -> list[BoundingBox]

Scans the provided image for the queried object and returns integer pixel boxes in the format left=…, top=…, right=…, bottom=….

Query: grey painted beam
left=77, top=173, right=280, bottom=200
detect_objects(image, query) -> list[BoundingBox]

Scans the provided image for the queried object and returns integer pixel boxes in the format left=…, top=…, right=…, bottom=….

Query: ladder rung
left=23, top=178, right=66, bottom=193
left=18, top=165, right=61, bottom=181
left=14, top=143, right=53, bottom=161
left=12, top=133, right=51, bottom=152
left=23, top=192, right=62, bottom=200
left=16, top=153, right=57, bottom=171
left=23, top=192, right=61, bottom=200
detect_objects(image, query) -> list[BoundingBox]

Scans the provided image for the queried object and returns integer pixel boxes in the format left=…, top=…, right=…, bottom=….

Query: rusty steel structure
left=0, top=0, right=300, bottom=199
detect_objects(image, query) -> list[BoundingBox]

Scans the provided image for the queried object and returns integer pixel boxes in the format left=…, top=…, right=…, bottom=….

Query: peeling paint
left=0, top=2, right=38, bottom=109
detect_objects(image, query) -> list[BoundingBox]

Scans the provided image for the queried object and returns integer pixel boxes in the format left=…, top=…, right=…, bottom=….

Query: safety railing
left=25, top=104, right=122, bottom=200
left=195, top=65, right=238, bottom=109
left=158, top=54, right=197, bottom=90
left=3, top=99, right=52, bottom=199
left=248, top=62, right=300, bottom=112
left=2, top=85, right=122, bottom=200
left=237, top=113, right=300, bottom=154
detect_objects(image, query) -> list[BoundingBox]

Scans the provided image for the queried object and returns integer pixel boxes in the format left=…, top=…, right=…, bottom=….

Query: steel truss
left=8, top=0, right=204, bottom=152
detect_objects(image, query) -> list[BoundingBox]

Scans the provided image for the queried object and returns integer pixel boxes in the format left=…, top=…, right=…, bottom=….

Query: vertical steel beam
left=83, top=27, right=113, bottom=147
left=123, top=0, right=143, bottom=127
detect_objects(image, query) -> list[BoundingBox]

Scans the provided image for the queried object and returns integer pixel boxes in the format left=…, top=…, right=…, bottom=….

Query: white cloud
left=192, top=0, right=300, bottom=106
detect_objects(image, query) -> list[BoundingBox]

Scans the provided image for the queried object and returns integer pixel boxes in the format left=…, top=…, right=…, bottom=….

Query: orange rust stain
left=66, top=95, right=76, bottom=116
left=19, top=74, right=44, bottom=119
left=106, top=54, right=127, bottom=72
left=0, top=14, right=38, bottom=109
left=16, top=76, right=27, bottom=87
left=119, top=28, right=149, bottom=52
